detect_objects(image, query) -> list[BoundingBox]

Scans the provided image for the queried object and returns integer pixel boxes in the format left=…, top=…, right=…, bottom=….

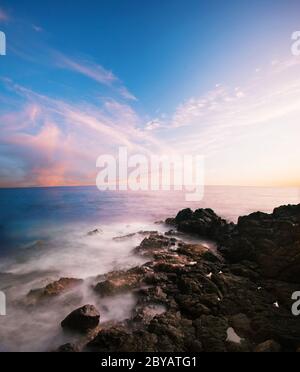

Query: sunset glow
left=0, top=1, right=300, bottom=188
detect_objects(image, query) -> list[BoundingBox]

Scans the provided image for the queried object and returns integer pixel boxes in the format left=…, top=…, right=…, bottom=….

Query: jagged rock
left=134, top=234, right=171, bottom=256
left=177, top=243, right=220, bottom=263
left=167, top=208, right=234, bottom=242
left=194, top=315, right=228, bottom=352
left=175, top=208, right=194, bottom=224
left=87, top=326, right=159, bottom=352
left=61, top=305, right=100, bottom=332
left=94, top=267, right=145, bottom=296
left=68, top=203, right=300, bottom=352
left=26, top=278, right=83, bottom=305
left=222, top=205, right=300, bottom=283
left=148, top=311, right=195, bottom=352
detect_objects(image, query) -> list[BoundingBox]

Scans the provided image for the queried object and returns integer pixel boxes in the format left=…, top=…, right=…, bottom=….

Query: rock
left=165, top=218, right=176, bottom=226
left=175, top=208, right=193, bottom=224
left=222, top=205, right=300, bottom=283
left=76, top=203, right=300, bottom=352
left=177, top=243, right=220, bottom=263
left=148, top=311, right=195, bottom=352
left=88, top=326, right=159, bottom=352
left=254, top=340, right=281, bottom=353
left=170, top=208, right=233, bottom=241
left=26, top=278, right=83, bottom=305
left=132, top=304, right=166, bottom=325
left=251, top=311, right=300, bottom=349
left=95, top=267, right=145, bottom=296
left=194, top=315, right=228, bottom=352
left=113, top=233, right=136, bottom=241
left=61, top=305, right=100, bottom=333
left=134, top=234, right=171, bottom=256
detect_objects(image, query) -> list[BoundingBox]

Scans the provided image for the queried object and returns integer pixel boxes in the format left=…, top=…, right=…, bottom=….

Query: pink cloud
left=0, top=78, right=170, bottom=187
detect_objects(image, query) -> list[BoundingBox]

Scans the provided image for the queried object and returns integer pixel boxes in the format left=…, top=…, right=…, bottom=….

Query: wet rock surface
left=51, top=204, right=300, bottom=352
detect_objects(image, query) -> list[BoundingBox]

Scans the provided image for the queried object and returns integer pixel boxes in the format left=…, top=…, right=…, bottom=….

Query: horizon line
left=0, top=184, right=299, bottom=191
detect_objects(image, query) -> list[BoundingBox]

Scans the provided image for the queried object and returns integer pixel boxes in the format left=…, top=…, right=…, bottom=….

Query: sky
left=0, top=0, right=300, bottom=188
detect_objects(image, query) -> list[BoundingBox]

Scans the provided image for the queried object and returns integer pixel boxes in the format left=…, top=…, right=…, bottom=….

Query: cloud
left=148, top=57, right=300, bottom=155
left=0, top=79, right=166, bottom=187
left=118, top=87, right=137, bottom=101
left=56, top=53, right=117, bottom=86
left=54, top=52, right=137, bottom=101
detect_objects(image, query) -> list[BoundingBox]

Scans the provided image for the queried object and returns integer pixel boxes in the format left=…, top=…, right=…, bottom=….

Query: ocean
left=0, top=185, right=299, bottom=351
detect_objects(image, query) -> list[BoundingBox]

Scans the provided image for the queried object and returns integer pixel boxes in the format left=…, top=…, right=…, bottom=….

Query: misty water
left=0, top=186, right=299, bottom=351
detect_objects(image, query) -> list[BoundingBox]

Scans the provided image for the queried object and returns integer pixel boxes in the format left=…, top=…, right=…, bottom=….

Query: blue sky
left=1, top=0, right=300, bottom=187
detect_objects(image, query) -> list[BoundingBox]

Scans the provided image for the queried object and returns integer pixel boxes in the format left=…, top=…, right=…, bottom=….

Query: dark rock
left=77, top=203, right=300, bottom=352
left=170, top=208, right=233, bottom=242
left=165, top=218, right=176, bottom=226
left=194, top=315, right=228, bottom=352
left=88, top=326, right=159, bottom=352
left=175, top=208, right=193, bottom=224
left=222, top=204, right=300, bottom=283
left=61, top=305, right=100, bottom=333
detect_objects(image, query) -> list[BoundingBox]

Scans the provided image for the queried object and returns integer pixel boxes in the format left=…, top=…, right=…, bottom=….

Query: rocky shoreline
left=27, top=204, right=300, bottom=352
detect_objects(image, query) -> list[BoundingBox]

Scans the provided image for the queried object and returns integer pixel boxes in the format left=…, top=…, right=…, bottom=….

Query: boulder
left=168, top=208, right=233, bottom=241
left=61, top=305, right=100, bottom=332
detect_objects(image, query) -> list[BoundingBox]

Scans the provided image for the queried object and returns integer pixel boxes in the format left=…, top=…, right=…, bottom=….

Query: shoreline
left=16, top=203, right=300, bottom=352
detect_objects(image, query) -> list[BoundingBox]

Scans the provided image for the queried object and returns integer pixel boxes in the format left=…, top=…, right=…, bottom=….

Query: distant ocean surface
left=0, top=185, right=299, bottom=351
left=0, top=185, right=299, bottom=254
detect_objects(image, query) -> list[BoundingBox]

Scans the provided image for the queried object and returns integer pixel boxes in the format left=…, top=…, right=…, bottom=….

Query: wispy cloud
left=54, top=52, right=137, bottom=101
left=56, top=53, right=117, bottom=86
left=149, top=57, right=300, bottom=154
left=0, top=79, right=164, bottom=187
